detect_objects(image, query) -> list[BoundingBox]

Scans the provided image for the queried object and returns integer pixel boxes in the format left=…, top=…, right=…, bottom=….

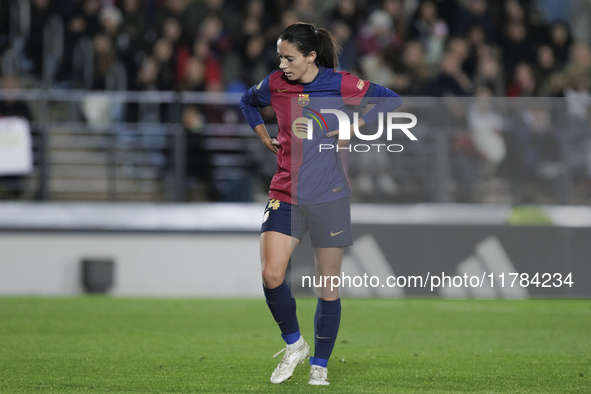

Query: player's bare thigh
left=260, top=231, right=300, bottom=289
left=314, top=247, right=344, bottom=301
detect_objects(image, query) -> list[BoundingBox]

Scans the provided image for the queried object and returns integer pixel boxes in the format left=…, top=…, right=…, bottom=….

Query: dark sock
left=263, top=280, right=300, bottom=344
left=310, top=298, right=341, bottom=367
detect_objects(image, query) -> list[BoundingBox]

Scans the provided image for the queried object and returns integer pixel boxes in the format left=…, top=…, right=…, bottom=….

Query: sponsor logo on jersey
left=291, top=109, right=329, bottom=139
left=292, top=117, right=312, bottom=139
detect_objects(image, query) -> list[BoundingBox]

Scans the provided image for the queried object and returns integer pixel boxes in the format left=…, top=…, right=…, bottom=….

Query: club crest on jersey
left=298, top=94, right=310, bottom=107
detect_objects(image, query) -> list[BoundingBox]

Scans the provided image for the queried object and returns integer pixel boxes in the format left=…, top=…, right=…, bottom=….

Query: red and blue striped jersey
left=240, top=66, right=401, bottom=205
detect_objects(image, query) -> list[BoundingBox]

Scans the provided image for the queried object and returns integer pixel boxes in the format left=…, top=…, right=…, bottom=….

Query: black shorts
left=261, top=197, right=353, bottom=248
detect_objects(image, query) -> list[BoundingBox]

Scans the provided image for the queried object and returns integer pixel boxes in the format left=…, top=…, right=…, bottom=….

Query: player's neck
left=298, top=65, right=320, bottom=84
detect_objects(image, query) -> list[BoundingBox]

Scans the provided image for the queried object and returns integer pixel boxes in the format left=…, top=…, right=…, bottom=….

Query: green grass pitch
left=1, top=297, right=589, bottom=393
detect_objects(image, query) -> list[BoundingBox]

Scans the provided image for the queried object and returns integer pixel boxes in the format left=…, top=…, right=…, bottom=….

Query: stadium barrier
left=1, top=90, right=591, bottom=205
left=0, top=202, right=589, bottom=298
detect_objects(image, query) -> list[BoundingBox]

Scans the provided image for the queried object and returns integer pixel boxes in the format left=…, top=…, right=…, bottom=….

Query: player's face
left=277, top=39, right=318, bottom=83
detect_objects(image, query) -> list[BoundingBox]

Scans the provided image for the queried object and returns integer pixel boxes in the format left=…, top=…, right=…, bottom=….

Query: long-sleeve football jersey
left=240, top=66, right=402, bottom=205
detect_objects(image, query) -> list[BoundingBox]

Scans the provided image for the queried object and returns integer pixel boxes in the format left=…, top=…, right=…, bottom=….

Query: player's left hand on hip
left=326, top=130, right=350, bottom=148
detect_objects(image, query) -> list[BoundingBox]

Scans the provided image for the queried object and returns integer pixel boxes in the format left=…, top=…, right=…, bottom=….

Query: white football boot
left=270, top=337, right=309, bottom=384
left=308, top=365, right=330, bottom=385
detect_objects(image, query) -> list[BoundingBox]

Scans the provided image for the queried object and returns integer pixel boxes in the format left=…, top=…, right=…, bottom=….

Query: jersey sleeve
left=239, top=73, right=273, bottom=129
left=360, top=82, right=403, bottom=126
left=339, top=72, right=371, bottom=106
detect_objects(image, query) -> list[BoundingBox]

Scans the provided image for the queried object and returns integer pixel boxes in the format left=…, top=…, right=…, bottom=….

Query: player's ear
left=307, top=51, right=317, bottom=64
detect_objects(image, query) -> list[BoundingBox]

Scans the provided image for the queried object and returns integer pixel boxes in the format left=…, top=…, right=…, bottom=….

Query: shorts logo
left=262, top=211, right=270, bottom=223
left=331, top=230, right=345, bottom=236
left=298, top=94, right=309, bottom=106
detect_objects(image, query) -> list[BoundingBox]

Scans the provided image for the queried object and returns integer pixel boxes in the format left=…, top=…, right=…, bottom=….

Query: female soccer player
left=240, top=22, right=401, bottom=385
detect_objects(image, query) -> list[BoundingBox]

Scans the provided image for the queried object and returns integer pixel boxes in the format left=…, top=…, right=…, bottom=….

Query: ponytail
left=278, top=23, right=341, bottom=69
left=315, top=28, right=340, bottom=69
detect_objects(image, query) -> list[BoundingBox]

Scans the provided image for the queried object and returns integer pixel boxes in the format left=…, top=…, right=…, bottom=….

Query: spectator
left=238, top=0, right=266, bottom=42
left=185, top=0, right=240, bottom=39
left=358, top=10, right=399, bottom=87
left=91, top=33, right=117, bottom=90
left=468, top=85, right=506, bottom=166
left=409, top=0, right=447, bottom=66
left=239, top=34, right=270, bottom=86
left=198, top=14, right=232, bottom=59
left=293, top=0, right=325, bottom=27
left=383, top=0, right=409, bottom=41
left=331, top=20, right=357, bottom=71
left=569, top=0, right=591, bottom=46
left=564, top=41, right=591, bottom=82
left=548, top=22, right=572, bottom=68
left=179, top=57, right=206, bottom=92
left=100, top=5, right=123, bottom=40
left=535, top=44, right=560, bottom=95
left=120, top=0, right=147, bottom=46
left=265, top=8, right=299, bottom=44
left=135, top=56, right=159, bottom=91
left=192, top=37, right=223, bottom=89
left=452, top=85, right=506, bottom=201
left=473, top=52, right=505, bottom=96
left=501, top=21, right=536, bottom=79
left=80, top=0, right=102, bottom=38
left=0, top=1, right=10, bottom=54
left=506, top=62, right=538, bottom=96
left=134, top=56, right=160, bottom=122
left=428, top=51, right=473, bottom=96
left=152, top=37, right=176, bottom=91
left=431, top=0, right=460, bottom=33
left=56, top=13, right=88, bottom=85
left=391, top=41, right=433, bottom=95
left=24, top=0, right=53, bottom=77
left=503, top=0, right=525, bottom=24
left=158, top=16, right=191, bottom=85
left=466, top=24, right=489, bottom=57
left=0, top=76, right=32, bottom=120
left=158, top=0, right=188, bottom=24
left=446, top=37, right=474, bottom=77
left=455, top=0, right=496, bottom=43
left=330, top=0, right=361, bottom=35
left=100, top=5, right=135, bottom=89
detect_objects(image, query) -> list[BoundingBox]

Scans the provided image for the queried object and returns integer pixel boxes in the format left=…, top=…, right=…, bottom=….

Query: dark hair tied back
left=279, top=22, right=340, bottom=69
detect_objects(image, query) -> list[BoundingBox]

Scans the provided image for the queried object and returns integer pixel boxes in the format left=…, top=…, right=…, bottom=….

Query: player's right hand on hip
left=264, top=138, right=281, bottom=154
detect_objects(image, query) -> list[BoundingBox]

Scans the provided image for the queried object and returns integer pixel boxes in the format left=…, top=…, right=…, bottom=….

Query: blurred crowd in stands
left=1, top=0, right=590, bottom=99
left=1, top=0, right=591, bottom=204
